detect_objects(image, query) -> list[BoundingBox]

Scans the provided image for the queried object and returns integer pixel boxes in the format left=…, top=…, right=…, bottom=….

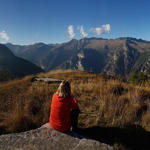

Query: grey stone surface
left=0, top=123, right=113, bottom=150
left=32, top=77, right=63, bottom=84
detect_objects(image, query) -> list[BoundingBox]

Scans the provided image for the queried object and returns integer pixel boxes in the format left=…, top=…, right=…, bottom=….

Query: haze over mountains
left=0, top=44, right=43, bottom=81
left=5, top=37, right=150, bottom=77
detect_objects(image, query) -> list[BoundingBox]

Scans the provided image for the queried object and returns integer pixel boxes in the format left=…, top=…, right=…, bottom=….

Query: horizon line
left=1, top=36, right=150, bottom=46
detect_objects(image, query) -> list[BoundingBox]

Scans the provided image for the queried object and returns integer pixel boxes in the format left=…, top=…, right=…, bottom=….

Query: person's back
left=49, top=81, right=79, bottom=132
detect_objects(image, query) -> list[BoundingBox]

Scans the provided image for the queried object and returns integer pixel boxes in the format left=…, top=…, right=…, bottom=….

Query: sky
left=0, top=0, right=150, bottom=44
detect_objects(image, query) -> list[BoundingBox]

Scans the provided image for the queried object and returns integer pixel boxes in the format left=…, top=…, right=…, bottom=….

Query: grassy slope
left=1, top=70, right=150, bottom=136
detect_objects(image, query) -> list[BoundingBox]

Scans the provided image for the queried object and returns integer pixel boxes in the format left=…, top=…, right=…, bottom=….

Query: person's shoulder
left=53, top=93, right=59, bottom=97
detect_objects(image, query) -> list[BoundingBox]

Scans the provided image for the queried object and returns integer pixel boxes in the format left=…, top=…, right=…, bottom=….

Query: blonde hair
left=56, top=80, right=71, bottom=97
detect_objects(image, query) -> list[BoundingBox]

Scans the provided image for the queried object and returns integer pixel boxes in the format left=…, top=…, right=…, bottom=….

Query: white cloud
left=90, top=24, right=110, bottom=35
left=78, top=26, right=88, bottom=38
left=0, top=31, right=9, bottom=41
left=68, top=25, right=75, bottom=39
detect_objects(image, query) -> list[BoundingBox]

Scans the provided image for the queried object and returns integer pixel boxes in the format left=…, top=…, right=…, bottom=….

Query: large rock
left=0, top=123, right=113, bottom=150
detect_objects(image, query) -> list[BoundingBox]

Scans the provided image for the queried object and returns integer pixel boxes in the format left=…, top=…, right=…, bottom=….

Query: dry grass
left=1, top=69, right=150, bottom=134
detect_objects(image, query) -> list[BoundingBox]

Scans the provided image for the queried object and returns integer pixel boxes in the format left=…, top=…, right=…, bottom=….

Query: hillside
left=6, top=37, right=150, bottom=76
left=6, top=42, right=56, bottom=70
left=0, top=44, right=43, bottom=80
left=1, top=70, right=150, bottom=149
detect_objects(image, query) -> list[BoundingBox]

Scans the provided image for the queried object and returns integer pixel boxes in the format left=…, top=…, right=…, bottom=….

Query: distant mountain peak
left=117, top=37, right=150, bottom=43
left=68, top=39, right=78, bottom=44
left=32, top=42, right=46, bottom=46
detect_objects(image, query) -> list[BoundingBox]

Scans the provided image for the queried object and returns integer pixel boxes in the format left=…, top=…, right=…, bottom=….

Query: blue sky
left=0, top=0, right=149, bottom=44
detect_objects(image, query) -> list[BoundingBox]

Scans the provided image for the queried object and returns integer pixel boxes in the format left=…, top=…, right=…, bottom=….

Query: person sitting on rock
left=49, top=80, right=80, bottom=132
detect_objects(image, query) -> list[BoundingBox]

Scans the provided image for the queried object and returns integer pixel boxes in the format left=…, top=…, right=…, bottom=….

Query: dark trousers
left=70, top=109, right=80, bottom=129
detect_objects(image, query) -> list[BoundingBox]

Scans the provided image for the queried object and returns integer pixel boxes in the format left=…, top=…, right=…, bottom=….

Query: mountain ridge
left=6, top=37, right=150, bottom=76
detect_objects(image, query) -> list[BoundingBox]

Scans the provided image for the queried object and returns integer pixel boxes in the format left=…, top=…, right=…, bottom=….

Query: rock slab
left=0, top=123, right=113, bottom=150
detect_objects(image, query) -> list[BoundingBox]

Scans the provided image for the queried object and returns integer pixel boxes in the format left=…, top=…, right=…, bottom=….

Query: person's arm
left=70, top=98, right=80, bottom=130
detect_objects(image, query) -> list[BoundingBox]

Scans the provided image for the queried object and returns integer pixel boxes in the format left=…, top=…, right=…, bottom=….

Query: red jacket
left=49, top=93, right=78, bottom=132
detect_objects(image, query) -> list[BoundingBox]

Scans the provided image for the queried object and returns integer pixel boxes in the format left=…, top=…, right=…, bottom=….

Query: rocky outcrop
left=31, top=77, right=63, bottom=84
left=0, top=123, right=113, bottom=150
